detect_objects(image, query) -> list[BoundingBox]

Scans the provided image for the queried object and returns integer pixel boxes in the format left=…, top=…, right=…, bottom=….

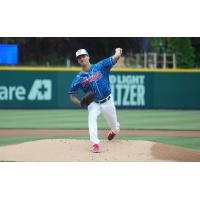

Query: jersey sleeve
left=98, top=57, right=116, bottom=71
left=68, top=75, right=80, bottom=94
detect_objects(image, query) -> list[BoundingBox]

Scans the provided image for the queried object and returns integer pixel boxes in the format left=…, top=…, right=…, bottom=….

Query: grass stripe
left=0, top=109, right=200, bottom=130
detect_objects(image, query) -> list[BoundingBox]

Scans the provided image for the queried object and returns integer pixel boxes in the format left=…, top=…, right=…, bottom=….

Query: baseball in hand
left=115, top=48, right=123, bottom=55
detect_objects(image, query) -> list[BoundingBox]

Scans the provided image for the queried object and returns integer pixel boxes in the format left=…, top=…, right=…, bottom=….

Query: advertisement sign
left=0, top=70, right=200, bottom=109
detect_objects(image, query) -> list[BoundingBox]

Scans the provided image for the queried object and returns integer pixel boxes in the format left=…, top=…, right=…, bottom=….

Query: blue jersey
left=68, top=57, right=116, bottom=101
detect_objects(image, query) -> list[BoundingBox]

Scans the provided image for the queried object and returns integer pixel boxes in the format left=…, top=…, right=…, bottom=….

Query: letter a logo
left=28, top=80, right=52, bottom=100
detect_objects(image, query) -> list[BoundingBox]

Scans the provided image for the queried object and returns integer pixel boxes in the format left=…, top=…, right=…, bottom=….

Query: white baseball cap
left=76, top=49, right=89, bottom=58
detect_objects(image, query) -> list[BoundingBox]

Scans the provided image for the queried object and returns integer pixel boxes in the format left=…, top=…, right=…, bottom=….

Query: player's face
left=77, top=55, right=90, bottom=68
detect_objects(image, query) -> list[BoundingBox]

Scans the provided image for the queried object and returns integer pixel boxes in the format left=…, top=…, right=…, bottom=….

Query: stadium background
left=0, top=37, right=200, bottom=161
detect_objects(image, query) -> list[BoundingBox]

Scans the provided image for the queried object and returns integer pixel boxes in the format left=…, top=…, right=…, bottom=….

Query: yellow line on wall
left=0, top=66, right=81, bottom=72
left=112, top=68, right=200, bottom=73
left=0, top=66, right=200, bottom=73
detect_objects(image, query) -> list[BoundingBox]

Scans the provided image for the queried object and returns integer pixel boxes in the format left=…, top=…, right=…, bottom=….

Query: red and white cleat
left=92, top=144, right=100, bottom=153
left=107, top=131, right=116, bottom=141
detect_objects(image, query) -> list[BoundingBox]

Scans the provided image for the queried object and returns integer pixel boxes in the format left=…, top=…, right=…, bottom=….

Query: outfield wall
left=0, top=67, right=200, bottom=109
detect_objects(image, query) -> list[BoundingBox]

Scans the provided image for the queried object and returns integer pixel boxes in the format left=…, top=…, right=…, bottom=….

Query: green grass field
left=0, top=109, right=200, bottom=130
left=0, top=109, right=200, bottom=150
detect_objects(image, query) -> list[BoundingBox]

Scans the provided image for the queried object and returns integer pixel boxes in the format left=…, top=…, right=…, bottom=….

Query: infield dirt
left=0, top=129, right=200, bottom=161
left=0, top=139, right=200, bottom=161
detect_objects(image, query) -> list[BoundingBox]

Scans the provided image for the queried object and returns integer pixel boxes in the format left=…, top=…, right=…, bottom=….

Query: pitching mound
left=0, top=139, right=200, bottom=162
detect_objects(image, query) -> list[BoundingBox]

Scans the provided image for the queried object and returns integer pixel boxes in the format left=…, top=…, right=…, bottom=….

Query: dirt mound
left=0, top=139, right=200, bottom=162
left=152, top=143, right=200, bottom=161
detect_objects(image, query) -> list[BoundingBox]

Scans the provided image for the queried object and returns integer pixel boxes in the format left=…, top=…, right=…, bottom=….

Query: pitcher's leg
left=88, top=102, right=101, bottom=144
left=101, top=96, right=120, bottom=134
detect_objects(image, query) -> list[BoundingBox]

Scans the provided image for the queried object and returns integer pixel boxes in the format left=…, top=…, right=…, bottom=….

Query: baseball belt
left=95, top=95, right=111, bottom=104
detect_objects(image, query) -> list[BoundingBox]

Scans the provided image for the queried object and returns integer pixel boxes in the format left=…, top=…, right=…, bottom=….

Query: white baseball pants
left=87, top=95, right=120, bottom=144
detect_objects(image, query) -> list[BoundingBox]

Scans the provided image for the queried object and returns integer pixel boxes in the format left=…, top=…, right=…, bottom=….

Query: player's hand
left=115, top=48, right=122, bottom=56
left=112, top=48, right=122, bottom=63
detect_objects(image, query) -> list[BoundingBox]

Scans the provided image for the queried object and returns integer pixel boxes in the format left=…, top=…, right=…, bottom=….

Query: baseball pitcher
left=68, top=48, right=122, bottom=153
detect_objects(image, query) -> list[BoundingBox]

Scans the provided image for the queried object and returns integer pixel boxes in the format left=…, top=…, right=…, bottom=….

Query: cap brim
left=76, top=54, right=88, bottom=58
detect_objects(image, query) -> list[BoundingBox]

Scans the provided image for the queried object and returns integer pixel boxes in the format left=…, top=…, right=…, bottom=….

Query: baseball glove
left=80, top=91, right=95, bottom=108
